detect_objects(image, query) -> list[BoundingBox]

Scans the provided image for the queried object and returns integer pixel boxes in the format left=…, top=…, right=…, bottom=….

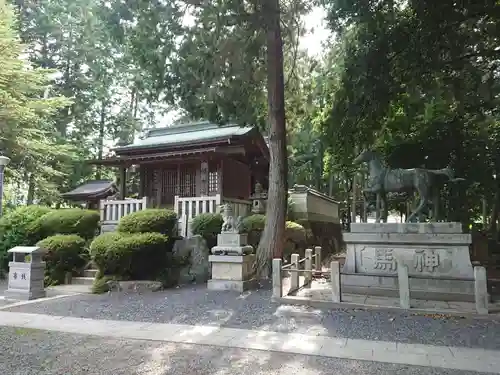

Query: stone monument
left=207, top=203, right=256, bottom=292
left=5, top=246, right=47, bottom=301
left=345, top=150, right=475, bottom=301
left=342, top=222, right=475, bottom=301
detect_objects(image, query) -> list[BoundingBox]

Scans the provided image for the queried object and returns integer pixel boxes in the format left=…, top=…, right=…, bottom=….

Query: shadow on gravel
left=4, top=281, right=500, bottom=350
left=0, top=326, right=473, bottom=375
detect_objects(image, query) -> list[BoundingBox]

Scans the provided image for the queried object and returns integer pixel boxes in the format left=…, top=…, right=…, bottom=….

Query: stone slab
left=343, top=232, right=471, bottom=245
left=350, top=222, right=463, bottom=234
left=211, top=245, right=253, bottom=255
left=4, top=288, right=46, bottom=301
left=217, top=233, right=248, bottom=246
left=341, top=273, right=475, bottom=302
left=207, top=278, right=257, bottom=292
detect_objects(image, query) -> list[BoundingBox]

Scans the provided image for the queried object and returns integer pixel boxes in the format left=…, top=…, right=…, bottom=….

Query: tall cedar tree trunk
left=255, top=0, right=288, bottom=278
left=95, top=100, right=106, bottom=180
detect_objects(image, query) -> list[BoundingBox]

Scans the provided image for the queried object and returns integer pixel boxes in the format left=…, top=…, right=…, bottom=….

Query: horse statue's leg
left=375, top=193, right=381, bottom=223
left=380, top=192, right=388, bottom=223
left=407, top=187, right=430, bottom=223
left=430, top=187, right=440, bottom=222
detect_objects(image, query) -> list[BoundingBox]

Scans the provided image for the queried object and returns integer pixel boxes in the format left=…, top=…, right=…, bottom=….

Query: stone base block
left=211, top=245, right=253, bottom=255
left=207, top=279, right=257, bottom=292
left=350, top=222, right=464, bottom=234
left=4, top=288, right=46, bottom=301
left=341, top=273, right=475, bottom=302
left=217, top=232, right=249, bottom=246
left=208, top=254, right=256, bottom=291
left=209, top=254, right=255, bottom=280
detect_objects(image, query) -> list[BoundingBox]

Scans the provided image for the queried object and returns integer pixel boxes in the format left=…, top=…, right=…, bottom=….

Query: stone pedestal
left=211, top=233, right=253, bottom=255
left=342, top=223, right=475, bottom=302
left=5, top=246, right=46, bottom=301
left=207, top=232, right=256, bottom=292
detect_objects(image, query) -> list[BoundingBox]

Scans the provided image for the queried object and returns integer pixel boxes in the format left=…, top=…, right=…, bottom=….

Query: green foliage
left=29, top=209, right=100, bottom=243
left=191, top=213, right=223, bottom=247
left=117, top=209, right=178, bottom=235
left=0, top=205, right=53, bottom=273
left=241, top=214, right=306, bottom=251
left=89, top=232, right=170, bottom=280
left=285, top=221, right=307, bottom=244
left=38, top=234, right=86, bottom=286
left=0, top=0, right=75, bottom=205
left=91, top=275, right=116, bottom=294
left=241, top=214, right=266, bottom=248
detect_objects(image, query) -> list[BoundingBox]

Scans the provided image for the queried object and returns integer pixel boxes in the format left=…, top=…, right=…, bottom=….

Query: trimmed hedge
left=29, top=208, right=100, bottom=243
left=0, top=205, right=53, bottom=274
left=89, top=232, right=171, bottom=280
left=117, top=209, right=178, bottom=235
left=38, top=234, right=86, bottom=286
left=191, top=213, right=223, bottom=248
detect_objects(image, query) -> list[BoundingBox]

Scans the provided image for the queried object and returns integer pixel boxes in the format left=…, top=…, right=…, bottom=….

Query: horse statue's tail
left=429, top=166, right=465, bottom=183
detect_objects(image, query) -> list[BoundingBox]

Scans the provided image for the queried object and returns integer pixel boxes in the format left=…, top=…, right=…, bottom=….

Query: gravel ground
left=0, top=327, right=492, bottom=375
left=4, top=284, right=500, bottom=350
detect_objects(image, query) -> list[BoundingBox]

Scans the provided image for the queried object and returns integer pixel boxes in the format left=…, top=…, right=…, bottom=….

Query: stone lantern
left=5, top=246, right=47, bottom=301
left=250, top=181, right=267, bottom=214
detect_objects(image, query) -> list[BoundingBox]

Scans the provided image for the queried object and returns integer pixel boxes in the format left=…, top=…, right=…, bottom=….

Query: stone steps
left=83, top=269, right=99, bottom=278
left=71, top=277, right=95, bottom=285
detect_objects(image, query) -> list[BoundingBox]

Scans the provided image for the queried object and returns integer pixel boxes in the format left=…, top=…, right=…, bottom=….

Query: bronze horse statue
left=353, top=150, right=464, bottom=223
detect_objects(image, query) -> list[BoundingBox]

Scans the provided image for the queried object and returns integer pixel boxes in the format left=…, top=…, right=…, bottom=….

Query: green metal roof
left=115, top=121, right=254, bottom=152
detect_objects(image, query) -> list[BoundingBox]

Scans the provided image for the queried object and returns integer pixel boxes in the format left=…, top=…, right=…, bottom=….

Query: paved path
left=0, top=310, right=498, bottom=374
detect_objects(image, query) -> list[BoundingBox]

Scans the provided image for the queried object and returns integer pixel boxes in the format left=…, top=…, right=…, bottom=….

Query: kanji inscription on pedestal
left=373, top=248, right=397, bottom=271
left=413, top=249, right=440, bottom=272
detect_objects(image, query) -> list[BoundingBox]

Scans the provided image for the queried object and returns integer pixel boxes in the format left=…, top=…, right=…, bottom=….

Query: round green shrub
left=0, top=205, right=53, bottom=272
left=89, top=232, right=170, bottom=280
left=285, top=221, right=307, bottom=244
left=191, top=213, right=223, bottom=247
left=29, top=208, right=100, bottom=243
left=38, top=234, right=86, bottom=286
left=241, top=214, right=266, bottom=248
left=240, top=214, right=306, bottom=254
left=117, top=209, right=178, bottom=235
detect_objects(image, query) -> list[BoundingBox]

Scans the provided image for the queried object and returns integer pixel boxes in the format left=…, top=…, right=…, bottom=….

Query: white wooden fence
left=99, top=197, right=148, bottom=233
left=174, top=195, right=252, bottom=237
left=99, top=195, right=252, bottom=237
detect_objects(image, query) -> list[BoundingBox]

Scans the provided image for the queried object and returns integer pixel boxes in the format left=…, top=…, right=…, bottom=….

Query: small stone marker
left=397, top=262, right=410, bottom=309
left=330, top=261, right=341, bottom=303
left=272, top=258, right=282, bottom=298
left=304, top=249, right=313, bottom=285
left=474, top=266, right=488, bottom=315
left=290, top=253, right=300, bottom=292
left=5, top=246, right=46, bottom=301
left=314, top=246, right=322, bottom=272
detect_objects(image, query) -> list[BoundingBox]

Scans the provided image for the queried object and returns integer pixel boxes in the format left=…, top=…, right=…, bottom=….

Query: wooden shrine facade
left=89, top=121, right=270, bottom=208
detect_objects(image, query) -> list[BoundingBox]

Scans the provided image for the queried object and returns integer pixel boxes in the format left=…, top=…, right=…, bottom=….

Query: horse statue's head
left=353, top=149, right=381, bottom=165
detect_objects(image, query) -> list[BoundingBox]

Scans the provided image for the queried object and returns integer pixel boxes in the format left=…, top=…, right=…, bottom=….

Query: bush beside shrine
left=240, top=214, right=307, bottom=258
left=28, top=208, right=100, bottom=243
left=241, top=214, right=266, bottom=248
left=89, top=232, right=173, bottom=281
left=0, top=205, right=53, bottom=275
left=38, top=234, right=87, bottom=286
left=117, top=209, right=178, bottom=236
left=191, top=213, right=223, bottom=248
